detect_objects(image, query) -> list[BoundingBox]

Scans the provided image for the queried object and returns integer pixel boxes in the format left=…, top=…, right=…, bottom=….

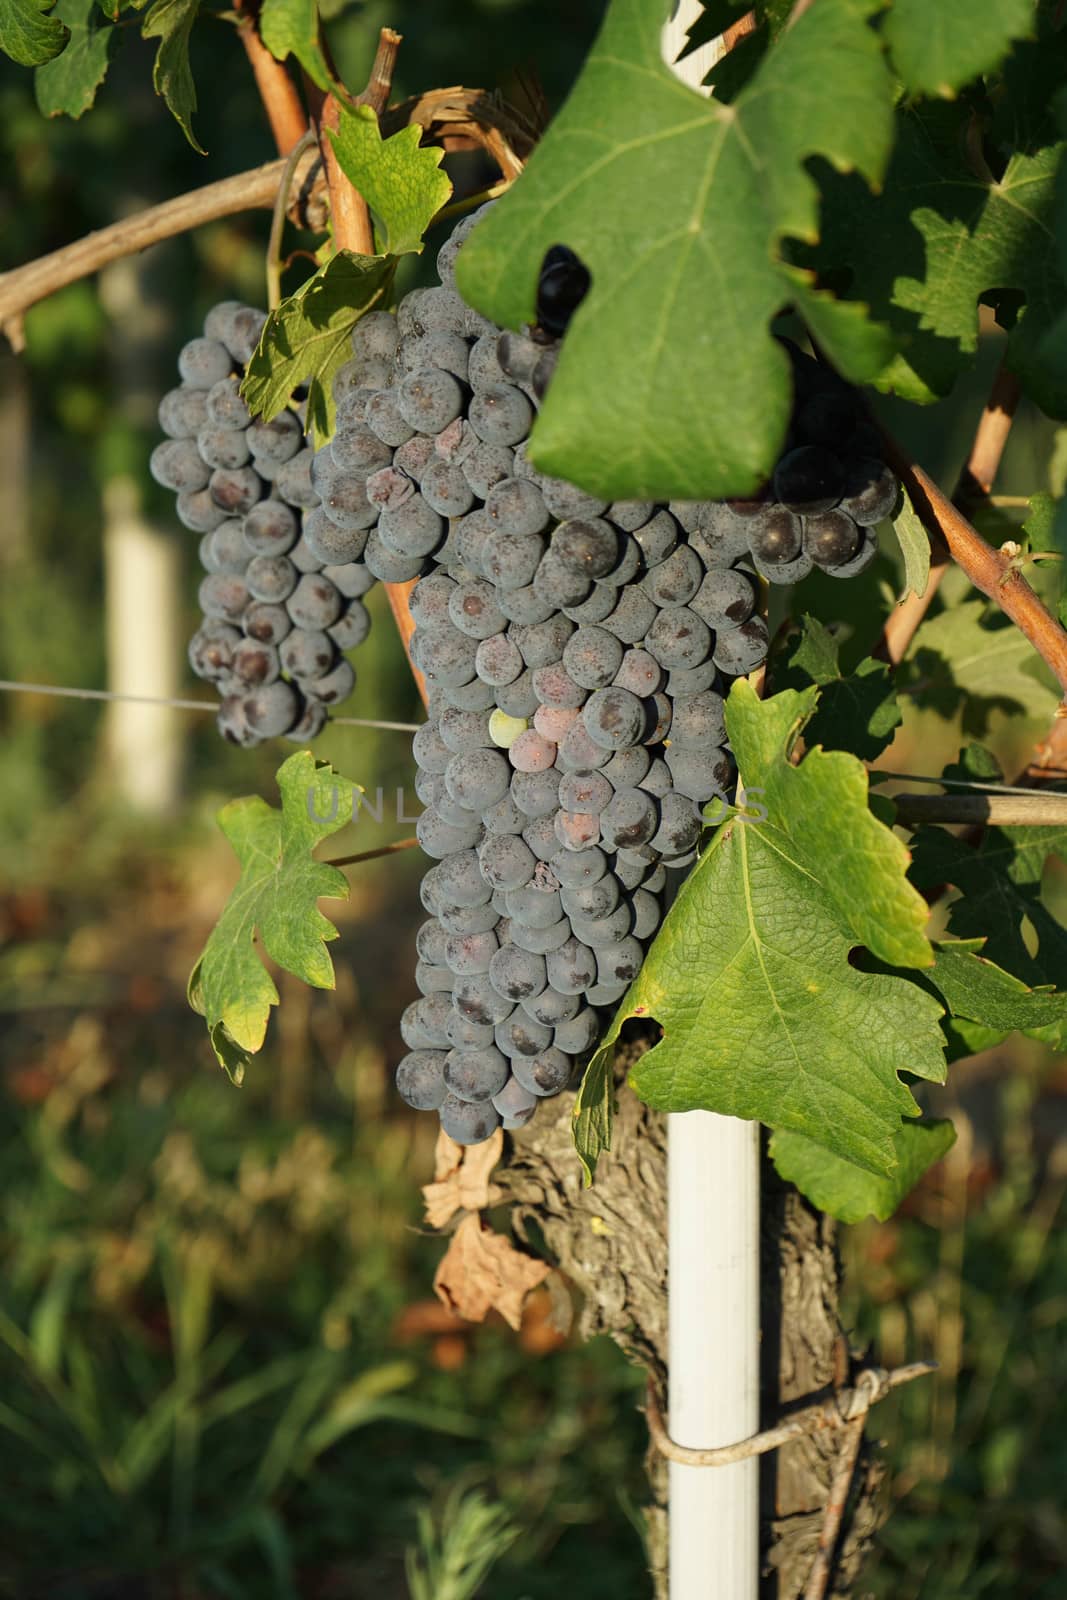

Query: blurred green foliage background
left=1, top=4, right=1065, bottom=1597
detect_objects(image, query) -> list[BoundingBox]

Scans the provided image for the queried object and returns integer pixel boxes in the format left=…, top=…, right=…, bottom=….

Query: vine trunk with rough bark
left=500, top=1035, right=884, bottom=1598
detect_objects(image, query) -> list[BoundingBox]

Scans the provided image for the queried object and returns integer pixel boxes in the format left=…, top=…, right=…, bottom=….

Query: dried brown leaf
left=433, top=1212, right=550, bottom=1330
left=422, top=1127, right=504, bottom=1228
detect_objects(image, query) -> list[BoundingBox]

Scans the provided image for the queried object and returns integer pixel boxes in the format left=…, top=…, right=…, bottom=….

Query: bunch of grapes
left=363, top=209, right=901, bottom=1145
left=155, top=301, right=379, bottom=746
left=159, top=208, right=899, bottom=1146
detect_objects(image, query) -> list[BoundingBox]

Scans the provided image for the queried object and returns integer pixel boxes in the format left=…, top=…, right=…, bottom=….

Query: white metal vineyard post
left=661, top=8, right=761, bottom=1596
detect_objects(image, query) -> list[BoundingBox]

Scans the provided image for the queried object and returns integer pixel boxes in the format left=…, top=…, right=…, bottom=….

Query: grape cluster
left=157, top=301, right=379, bottom=746
left=383, top=209, right=901, bottom=1145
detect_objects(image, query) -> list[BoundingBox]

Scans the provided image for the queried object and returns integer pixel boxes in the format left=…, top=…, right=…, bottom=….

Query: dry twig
left=644, top=1361, right=934, bottom=1467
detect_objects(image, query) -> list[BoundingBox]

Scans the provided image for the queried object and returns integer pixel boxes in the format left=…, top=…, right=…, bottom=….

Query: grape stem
left=892, top=791, right=1067, bottom=826
left=234, top=0, right=309, bottom=156
left=874, top=360, right=1021, bottom=666
left=876, top=422, right=1067, bottom=699
left=266, top=128, right=318, bottom=311
left=324, top=837, right=420, bottom=868
left=0, top=156, right=321, bottom=342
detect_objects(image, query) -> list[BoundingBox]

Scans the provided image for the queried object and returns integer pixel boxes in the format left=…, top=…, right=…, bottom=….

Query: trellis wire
left=0, top=679, right=421, bottom=733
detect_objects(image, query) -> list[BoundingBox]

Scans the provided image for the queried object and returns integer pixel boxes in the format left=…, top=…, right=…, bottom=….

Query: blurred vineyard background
left=1, top=4, right=1065, bottom=1597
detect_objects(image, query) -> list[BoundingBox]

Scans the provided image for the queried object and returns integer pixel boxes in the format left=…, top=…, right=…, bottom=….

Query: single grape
left=478, top=832, right=537, bottom=891
left=600, top=587, right=658, bottom=645
left=396, top=367, right=466, bottom=433
left=362, top=531, right=426, bottom=584
left=553, top=1008, right=601, bottom=1054
left=641, top=544, right=703, bottom=607
left=495, top=1013, right=554, bottom=1058
left=712, top=616, right=770, bottom=676
left=644, top=607, right=713, bottom=670
left=533, top=704, right=580, bottom=743
left=495, top=668, right=539, bottom=720
left=446, top=1012, right=497, bottom=1051
left=444, top=748, right=512, bottom=811
left=631, top=508, right=677, bottom=563
left=365, top=388, right=416, bottom=448
left=491, top=1076, right=539, bottom=1126
left=498, top=585, right=557, bottom=625
left=745, top=505, right=803, bottom=566
left=280, top=629, right=335, bottom=681
left=599, top=787, right=659, bottom=850
left=669, top=690, right=727, bottom=748
left=482, top=533, right=545, bottom=591
left=510, top=916, right=572, bottom=955
left=274, top=449, right=320, bottom=509
left=444, top=1046, right=510, bottom=1103
left=532, top=551, right=592, bottom=610
left=802, top=508, right=861, bottom=568
left=351, top=307, right=400, bottom=361
left=421, top=459, right=476, bottom=519
left=552, top=518, right=619, bottom=579
left=772, top=446, right=844, bottom=513
left=461, top=441, right=515, bottom=499
left=329, top=422, right=393, bottom=478
left=199, top=572, right=250, bottom=623
left=150, top=439, right=210, bottom=493
left=328, top=598, right=371, bottom=650
left=475, top=633, right=524, bottom=687
left=648, top=792, right=703, bottom=857
left=531, top=663, right=587, bottom=709
left=439, top=1092, right=501, bottom=1145
left=412, top=624, right=479, bottom=687
left=378, top=495, right=445, bottom=560
left=690, top=568, right=756, bottom=628
left=511, top=1046, right=573, bottom=1098
left=398, top=331, right=470, bottom=381
left=439, top=706, right=492, bottom=754
left=521, top=814, right=560, bottom=861
left=510, top=768, right=562, bottom=819
left=206, top=376, right=251, bottom=430
left=178, top=336, right=232, bottom=388
left=209, top=519, right=251, bottom=573
left=243, top=499, right=299, bottom=557
left=488, top=945, right=548, bottom=1002
left=544, top=937, right=597, bottom=996
left=512, top=615, right=576, bottom=670
left=600, top=745, right=651, bottom=788
left=210, top=465, right=264, bottom=516
left=665, top=745, right=734, bottom=804
left=554, top=810, right=600, bottom=851
left=484, top=477, right=550, bottom=536
left=303, top=657, right=355, bottom=706
left=509, top=729, right=558, bottom=773
left=244, top=679, right=300, bottom=737
left=582, top=686, right=645, bottom=750
left=247, top=410, right=303, bottom=466
left=558, top=768, right=613, bottom=814
left=217, top=694, right=260, bottom=746
left=244, top=602, right=292, bottom=645
left=444, top=928, right=499, bottom=977
left=410, top=572, right=458, bottom=628
left=594, top=936, right=644, bottom=987
left=613, top=649, right=663, bottom=697
left=230, top=638, right=280, bottom=686
left=468, top=384, right=534, bottom=446
left=453, top=972, right=516, bottom=1026
left=396, top=1050, right=448, bottom=1111
left=495, top=331, right=541, bottom=385
left=838, top=458, right=899, bottom=525
left=158, top=386, right=209, bottom=438
left=246, top=554, right=297, bottom=605
left=521, top=987, right=581, bottom=1027
left=556, top=718, right=612, bottom=771
left=287, top=572, right=342, bottom=627
left=822, top=528, right=880, bottom=579
left=188, top=622, right=240, bottom=681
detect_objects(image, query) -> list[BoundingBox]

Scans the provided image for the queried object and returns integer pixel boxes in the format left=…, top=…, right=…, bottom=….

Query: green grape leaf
left=572, top=1046, right=616, bottom=1187
left=259, top=0, right=331, bottom=93
left=910, top=821, right=1067, bottom=1045
left=899, top=595, right=1061, bottom=731
left=776, top=614, right=901, bottom=760
left=241, top=251, right=395, bottom=446
left=891, top=488, right=930, bottom=600
left=327, top=105, right=452, bottom=258
left=188, top=753, right=359, bottom=1084
left=575, top=681, right=942, bottom=1183
left=808, top=97, right=1067, bottom=410
left=924, top=938, right=1067, bottom=1034
left=34, top=0, right=113, bottom=116
left=0, top=0, right=68, bottom=64
left=881, top=0, right=1035, bottom=98
left=142, top=0, right=203, bottom=153
left=455, top=0, right=895, bottom=500
left=769, top=1117, right=957, bottom=1223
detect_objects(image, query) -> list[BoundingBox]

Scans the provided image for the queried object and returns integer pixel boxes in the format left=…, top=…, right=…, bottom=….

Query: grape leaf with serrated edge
left=0, top=0, right=68, bottom=64
left=909, top=823, right=1067, bottom=1047
left=769, top=1118, right=957, bottom=1224
left=899, top=595, right=1061, bottom=731
left=455, top=0, right=895, bottom=500
left=259, top=0, right=331, bottom=94
left=805, top=94, right=1067, bottom=411
left=34, top=0, right=112, bottom=116
left=242, top=251, right=395, bottom=446
left=142, top=0, right=202, bottom=153
left=922, top=938, right=1067, bottom=1034
left=775, top=614, right=901, bottom=760
left=573, top=681, right=942, bottom=1184
left=881, top=0, right=1035, bottom=99
left=188, top=753, right=360, bottom=1084
left=327, top=105, right=452, bottom=258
